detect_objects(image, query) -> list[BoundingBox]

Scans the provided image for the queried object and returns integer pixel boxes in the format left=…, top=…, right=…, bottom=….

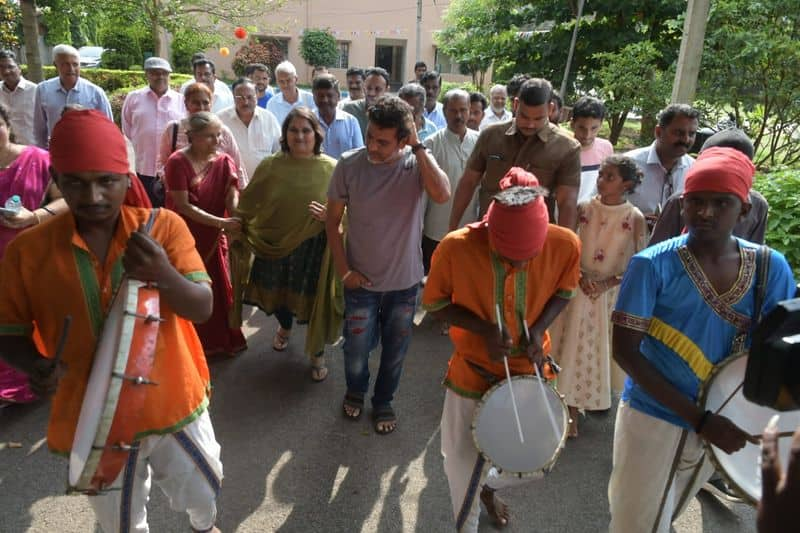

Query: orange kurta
left=0, top=206, right=212, bottom=453
left=422, top=222, right=581, bottom=398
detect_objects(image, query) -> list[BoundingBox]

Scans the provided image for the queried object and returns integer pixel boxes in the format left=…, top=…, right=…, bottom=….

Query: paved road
left=0, top=307, right=757, bottom=532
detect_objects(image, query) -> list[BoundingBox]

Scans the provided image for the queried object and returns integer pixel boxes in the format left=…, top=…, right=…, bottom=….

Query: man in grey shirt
left=326, top=96, right=451, bottom=435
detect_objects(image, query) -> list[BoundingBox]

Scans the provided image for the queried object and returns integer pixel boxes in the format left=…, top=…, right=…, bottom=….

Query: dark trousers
left=422, top=235, right=440, bottom=275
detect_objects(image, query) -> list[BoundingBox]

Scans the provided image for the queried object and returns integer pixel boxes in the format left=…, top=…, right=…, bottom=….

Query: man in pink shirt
left=570, top=96, right=614, bottom=203
left=122, top=57, right=185, bottom=206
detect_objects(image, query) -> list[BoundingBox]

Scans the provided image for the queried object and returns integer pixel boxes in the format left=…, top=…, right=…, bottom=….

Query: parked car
left=78, top=46, right=105, bottom=68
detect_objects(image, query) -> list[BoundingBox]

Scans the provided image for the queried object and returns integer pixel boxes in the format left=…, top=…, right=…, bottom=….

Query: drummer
left=0, top=110, right=222, bottom=533
left=607, top=147, right=796, bottom=532
left=422, top=167, right=580, bottom=532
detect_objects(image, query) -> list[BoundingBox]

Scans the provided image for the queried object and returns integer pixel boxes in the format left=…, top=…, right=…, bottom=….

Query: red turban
left=683, top=146, right=755, bottom=204
left=49, top=109, right=151, bottom=208
left=486, top=167, right=549, bottom=261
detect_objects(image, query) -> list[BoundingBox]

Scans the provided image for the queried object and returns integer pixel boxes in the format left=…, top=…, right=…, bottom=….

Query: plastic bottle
left=3, top=194, right=21, bottom=214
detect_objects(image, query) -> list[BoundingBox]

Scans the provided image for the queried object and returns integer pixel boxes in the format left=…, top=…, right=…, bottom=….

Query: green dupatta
left=229, top=152, right=343, bottom=357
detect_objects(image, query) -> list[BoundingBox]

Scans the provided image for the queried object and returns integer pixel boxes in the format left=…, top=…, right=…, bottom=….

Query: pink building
left=207, top=0, right=472, bottom=88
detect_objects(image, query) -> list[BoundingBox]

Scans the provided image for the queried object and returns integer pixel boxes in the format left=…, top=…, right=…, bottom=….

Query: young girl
left=549, top=155, right=647, bottom=437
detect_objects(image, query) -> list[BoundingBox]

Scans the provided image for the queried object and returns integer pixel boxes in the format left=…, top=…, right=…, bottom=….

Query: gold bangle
left=341, top=270, right=354, bottom=283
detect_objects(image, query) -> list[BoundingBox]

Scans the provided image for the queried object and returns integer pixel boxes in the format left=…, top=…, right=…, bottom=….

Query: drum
left=69, top=278, right=161, bottom=494
left=472, top=375, right=569, bottom=477
left=700, top=353, right=800, bottom=504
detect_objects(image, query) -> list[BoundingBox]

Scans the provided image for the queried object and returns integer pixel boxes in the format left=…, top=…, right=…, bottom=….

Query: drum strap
left=752, top=245, right=770, bottom=330
left=143, top=208, right=160, bottom=235
left=465, top=360, right=501, bottom=386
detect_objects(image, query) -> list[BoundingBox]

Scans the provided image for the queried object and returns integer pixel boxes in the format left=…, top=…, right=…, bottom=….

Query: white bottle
left=3, top=194, right=21, bottom=214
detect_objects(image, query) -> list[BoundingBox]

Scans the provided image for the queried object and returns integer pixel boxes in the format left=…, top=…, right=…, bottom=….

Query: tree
left=697, top=0, right=800, bottom=167
left=0, top=0, right=19, bottom=49
left=299, top=29, right=338, bottom=68
left=594, top=41, right=671, bottom=145
left=20, top=0, right=43, bottom=82
left=434, top=0, right=502, bottom=91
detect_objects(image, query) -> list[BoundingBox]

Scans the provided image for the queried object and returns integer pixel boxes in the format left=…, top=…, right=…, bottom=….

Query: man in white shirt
left=217, top=78, right=281, bottom=179
left=0, top=50, right=37, bottom=145
left=625, top=104, right=699, bottom=224
left=266, top=61, right=316, bottom=125
left=420, top=71, right=446, bottom=130
left=179, top=54, right=233, bottom=108
left=121, top=57, right=185, bottom=206
left=422, top=89, right=479, bottom=273
left=479, top=84, right=512, bottom=129
left=191, top=59, right=234, bottom=113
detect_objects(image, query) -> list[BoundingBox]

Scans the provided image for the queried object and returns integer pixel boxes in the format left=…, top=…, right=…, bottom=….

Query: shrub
left=439, top=81, right=479, bottom=102
left=172, top=28, right=220, bottom=74
left=20, top=65, right=192, bottom=94
left=231, top=41, right=285, bottom=78
left=299, top=29, right=338, bottom=67
left=754, top=168, right=800, bottom=278
left=99, top=28, right=142, bottom=70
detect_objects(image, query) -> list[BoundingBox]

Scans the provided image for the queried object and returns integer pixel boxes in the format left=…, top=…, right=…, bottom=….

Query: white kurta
left=550, top=197, right=647, bottom=409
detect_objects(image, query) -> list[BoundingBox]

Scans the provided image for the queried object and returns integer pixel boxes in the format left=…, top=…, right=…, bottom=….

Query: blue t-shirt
left=612, top=235, right=796, bottom=428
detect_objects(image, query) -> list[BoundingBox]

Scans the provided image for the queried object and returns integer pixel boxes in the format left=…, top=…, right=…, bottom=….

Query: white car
left=78, top=46, right=105, bottom=68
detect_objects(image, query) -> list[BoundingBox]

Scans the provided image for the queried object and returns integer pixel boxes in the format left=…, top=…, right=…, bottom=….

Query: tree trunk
left=639, top=114, right=656, bottom=145
left=20, top=0, right=43, bottom=82
left=608, top=110, right=629, bottom=146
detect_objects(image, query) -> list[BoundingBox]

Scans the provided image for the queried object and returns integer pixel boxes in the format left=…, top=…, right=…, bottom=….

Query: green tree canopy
left=697, top=0, right=800, bottom=167
left=299, top=29, right=338, bottom=67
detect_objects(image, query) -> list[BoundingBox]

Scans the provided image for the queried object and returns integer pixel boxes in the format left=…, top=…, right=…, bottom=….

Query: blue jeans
left=342, top=284, right=419, bottom=408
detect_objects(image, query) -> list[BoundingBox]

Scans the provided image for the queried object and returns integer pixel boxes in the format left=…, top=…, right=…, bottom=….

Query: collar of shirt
left=317, top=108, right=349, bottom=127
left=55, top=77, right=85, bottom=94
left=645, top=141, right=693, bottom=171
left=504, top=119, right=553, bottom=142
left=1, top=77, right=35, bottom=93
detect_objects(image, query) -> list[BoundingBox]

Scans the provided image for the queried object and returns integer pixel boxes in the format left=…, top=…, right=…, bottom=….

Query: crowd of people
left=0, top=44, right=797, bottom=533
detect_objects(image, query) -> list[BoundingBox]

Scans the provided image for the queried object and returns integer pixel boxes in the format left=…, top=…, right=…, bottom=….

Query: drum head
left=473, top=375, right=568, bottom=476
left=703, top=354, right=800, bottom=503
left=68, top=279, right=139, bottom=487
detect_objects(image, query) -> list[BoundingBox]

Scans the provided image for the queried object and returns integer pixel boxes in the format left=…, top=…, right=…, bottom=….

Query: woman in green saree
left=232, top=107, right=341, bottom=381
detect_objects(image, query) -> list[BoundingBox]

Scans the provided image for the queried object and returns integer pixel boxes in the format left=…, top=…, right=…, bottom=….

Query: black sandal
left=372, top=405, right=397, bottom=435
left=342, top=391, right=364, bottom=420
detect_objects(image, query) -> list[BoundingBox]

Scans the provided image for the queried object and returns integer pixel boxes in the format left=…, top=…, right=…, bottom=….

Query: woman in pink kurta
left=0, top=105, right=55, bottom=404
left=165, top=111, right=247, bottom=357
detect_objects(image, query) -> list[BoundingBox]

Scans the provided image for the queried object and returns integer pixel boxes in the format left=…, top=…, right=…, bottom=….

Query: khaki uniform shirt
left=466, top=120, right=581, bottom=220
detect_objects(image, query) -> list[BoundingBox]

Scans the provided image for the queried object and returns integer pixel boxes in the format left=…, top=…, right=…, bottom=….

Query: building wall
left=206, top=0, right=472, bottom=88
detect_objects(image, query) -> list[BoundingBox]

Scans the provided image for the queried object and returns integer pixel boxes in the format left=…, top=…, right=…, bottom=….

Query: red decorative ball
left=234, top=27, right=247, bottom=40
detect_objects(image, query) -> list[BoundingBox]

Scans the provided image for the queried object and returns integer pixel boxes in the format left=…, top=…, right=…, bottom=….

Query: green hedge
left=438, top=81, right=479, bottom=102
left=20, top=66, right=192, bottom=93
left=754, top=168, right=800, bottom=278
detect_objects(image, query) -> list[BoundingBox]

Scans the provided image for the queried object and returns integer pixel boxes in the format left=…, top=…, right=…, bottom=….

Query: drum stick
left=495, top=304, right=524, bottom=444
left=51, top=315, right=72, bottom=368
left=522, top=321, right=562, bottom=443
left=751, top=431, right=796, bottom=440
left=714, top=381, right=744, bottom=415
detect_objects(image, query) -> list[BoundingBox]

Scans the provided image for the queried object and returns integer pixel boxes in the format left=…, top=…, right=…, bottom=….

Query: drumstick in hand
left=496, top=304, right=524, bottom=444
left=523, top=319, right=562, bottom=444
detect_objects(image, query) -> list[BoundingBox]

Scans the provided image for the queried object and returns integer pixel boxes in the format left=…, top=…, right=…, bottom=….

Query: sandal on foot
left=310, top=354, right=328, bottom=383
left=480, top=485, right=510, bottom=528
left=342, top=391, right=364, bottom=420
left=372, top=405, right=397, bottom=435
left=272, top=327, right=290, bottom=351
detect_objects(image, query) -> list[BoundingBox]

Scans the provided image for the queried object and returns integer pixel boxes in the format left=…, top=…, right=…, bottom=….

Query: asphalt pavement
left=0, top=306, right=757, bottom=532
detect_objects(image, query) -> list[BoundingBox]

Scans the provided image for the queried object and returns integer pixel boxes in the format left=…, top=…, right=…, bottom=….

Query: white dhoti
left=440, top=388, right=540, bottom=533
left=608, top=402, right=714, bottom=533
left=88, top=409, right=223, bottom=533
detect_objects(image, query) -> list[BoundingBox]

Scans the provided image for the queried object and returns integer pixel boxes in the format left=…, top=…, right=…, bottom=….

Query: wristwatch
left=410, top=143, right=426, bottom=154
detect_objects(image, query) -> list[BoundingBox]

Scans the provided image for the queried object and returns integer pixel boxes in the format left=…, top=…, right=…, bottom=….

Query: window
left=434, top=48, right=460, bottom=75
left=334, top=41, right=350, bottom=69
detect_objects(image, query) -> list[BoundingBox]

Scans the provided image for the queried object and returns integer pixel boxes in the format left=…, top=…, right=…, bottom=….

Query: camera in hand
left=745, top=293, right=800, bottom=411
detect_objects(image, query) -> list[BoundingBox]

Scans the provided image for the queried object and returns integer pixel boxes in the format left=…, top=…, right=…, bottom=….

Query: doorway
left=375, top=39, right=406, bottom=91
